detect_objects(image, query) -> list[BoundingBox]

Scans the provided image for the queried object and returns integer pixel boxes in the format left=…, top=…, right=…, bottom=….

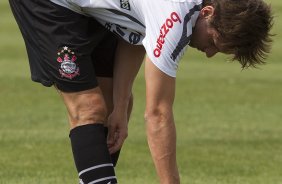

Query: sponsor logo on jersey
left=57, top=46, right=80, bottom=79
left=120, top=0, right=131, bottom=10
left=153, top=12, right=182, bottom=58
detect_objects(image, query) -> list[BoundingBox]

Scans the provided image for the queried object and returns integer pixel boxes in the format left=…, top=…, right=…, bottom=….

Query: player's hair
left=203, top=0, right=274, bottom=68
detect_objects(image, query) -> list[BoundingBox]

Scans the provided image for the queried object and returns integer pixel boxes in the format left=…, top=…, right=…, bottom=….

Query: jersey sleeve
left=143, top=10, right=192, bottom=77
left=142, top=1, right=200, bottom=77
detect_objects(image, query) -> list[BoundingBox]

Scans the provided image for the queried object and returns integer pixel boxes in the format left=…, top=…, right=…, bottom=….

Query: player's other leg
left=97, top=77, right=134, bottom=166
left=93, top=34, right=134, bottom=166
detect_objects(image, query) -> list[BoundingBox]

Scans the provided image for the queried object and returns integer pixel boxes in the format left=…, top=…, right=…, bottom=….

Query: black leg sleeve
left=70, top=124, right=118, bottom=184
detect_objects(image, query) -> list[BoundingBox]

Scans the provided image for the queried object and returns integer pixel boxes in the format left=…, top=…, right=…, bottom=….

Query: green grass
left=1, top=1, right=282, bottom=183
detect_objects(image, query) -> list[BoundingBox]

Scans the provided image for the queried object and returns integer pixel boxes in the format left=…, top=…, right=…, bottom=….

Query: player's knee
left=76, top=106, right=107, bottom=127
left=66, top=94, right=108, bottom=128
left=78, top=102, right=107, bottom=124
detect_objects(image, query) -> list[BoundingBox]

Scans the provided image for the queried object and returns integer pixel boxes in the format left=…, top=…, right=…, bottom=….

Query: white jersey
left=50, top=0, right=203, bottom=77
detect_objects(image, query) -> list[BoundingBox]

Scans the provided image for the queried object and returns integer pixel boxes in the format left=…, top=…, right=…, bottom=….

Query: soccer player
left=9, top=0, right=273, bottom=183
left=9, top=1, right=144, bottom=183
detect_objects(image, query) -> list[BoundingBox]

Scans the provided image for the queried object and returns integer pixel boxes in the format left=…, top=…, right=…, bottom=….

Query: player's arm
left=107, top=39, right=145, bottom=153
left=144, top=57, right=180, bottom=184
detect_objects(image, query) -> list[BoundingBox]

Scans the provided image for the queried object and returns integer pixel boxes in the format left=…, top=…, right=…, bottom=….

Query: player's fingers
left=107, top=125, right=116, bottom=147
left=109, top=131, right=128, bottom=154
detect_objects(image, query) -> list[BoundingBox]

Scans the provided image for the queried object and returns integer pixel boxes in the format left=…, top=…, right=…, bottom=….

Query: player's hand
left=107, top=110, right=128, bottom=154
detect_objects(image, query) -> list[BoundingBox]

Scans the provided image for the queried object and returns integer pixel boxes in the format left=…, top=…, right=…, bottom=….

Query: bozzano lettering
left=154, top=12, right=182, bottom=58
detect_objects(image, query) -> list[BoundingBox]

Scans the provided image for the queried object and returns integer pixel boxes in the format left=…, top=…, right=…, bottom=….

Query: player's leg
left=94, top=38, right=145, bottom=164
left=93, top=34, right=134, bottom=166
left=9, top=0, right=118, bottom=183
left=97, top=76, right=134, bottom=166
left=58, top=88, right=117, bottom=183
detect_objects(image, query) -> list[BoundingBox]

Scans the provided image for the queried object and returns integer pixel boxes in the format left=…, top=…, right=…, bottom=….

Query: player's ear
left=199, top=6, right=215, bottom=19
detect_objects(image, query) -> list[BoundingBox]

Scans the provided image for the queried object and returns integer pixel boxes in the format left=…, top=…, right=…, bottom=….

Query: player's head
left=190, top=0, right=274, bottom=68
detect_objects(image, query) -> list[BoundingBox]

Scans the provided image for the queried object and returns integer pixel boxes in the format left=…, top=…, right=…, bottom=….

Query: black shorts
left=9, top=0, right=117, bottom=92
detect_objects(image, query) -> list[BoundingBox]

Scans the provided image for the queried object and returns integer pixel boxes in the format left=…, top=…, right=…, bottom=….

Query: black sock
left=104, top=127, right=121, bottom=167
left=70, top=124, right=117, bottom=184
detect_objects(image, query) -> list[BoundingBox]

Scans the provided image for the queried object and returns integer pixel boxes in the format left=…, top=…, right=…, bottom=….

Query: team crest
left=57, top=46, right=80, bottom=79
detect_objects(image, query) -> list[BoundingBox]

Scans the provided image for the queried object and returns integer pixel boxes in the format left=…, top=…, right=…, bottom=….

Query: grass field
left=0, top=1, right=282, bottom=183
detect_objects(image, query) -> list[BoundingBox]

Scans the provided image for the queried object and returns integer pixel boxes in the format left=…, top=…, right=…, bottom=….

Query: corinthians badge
left=57, top=46, right=80, bottom=79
